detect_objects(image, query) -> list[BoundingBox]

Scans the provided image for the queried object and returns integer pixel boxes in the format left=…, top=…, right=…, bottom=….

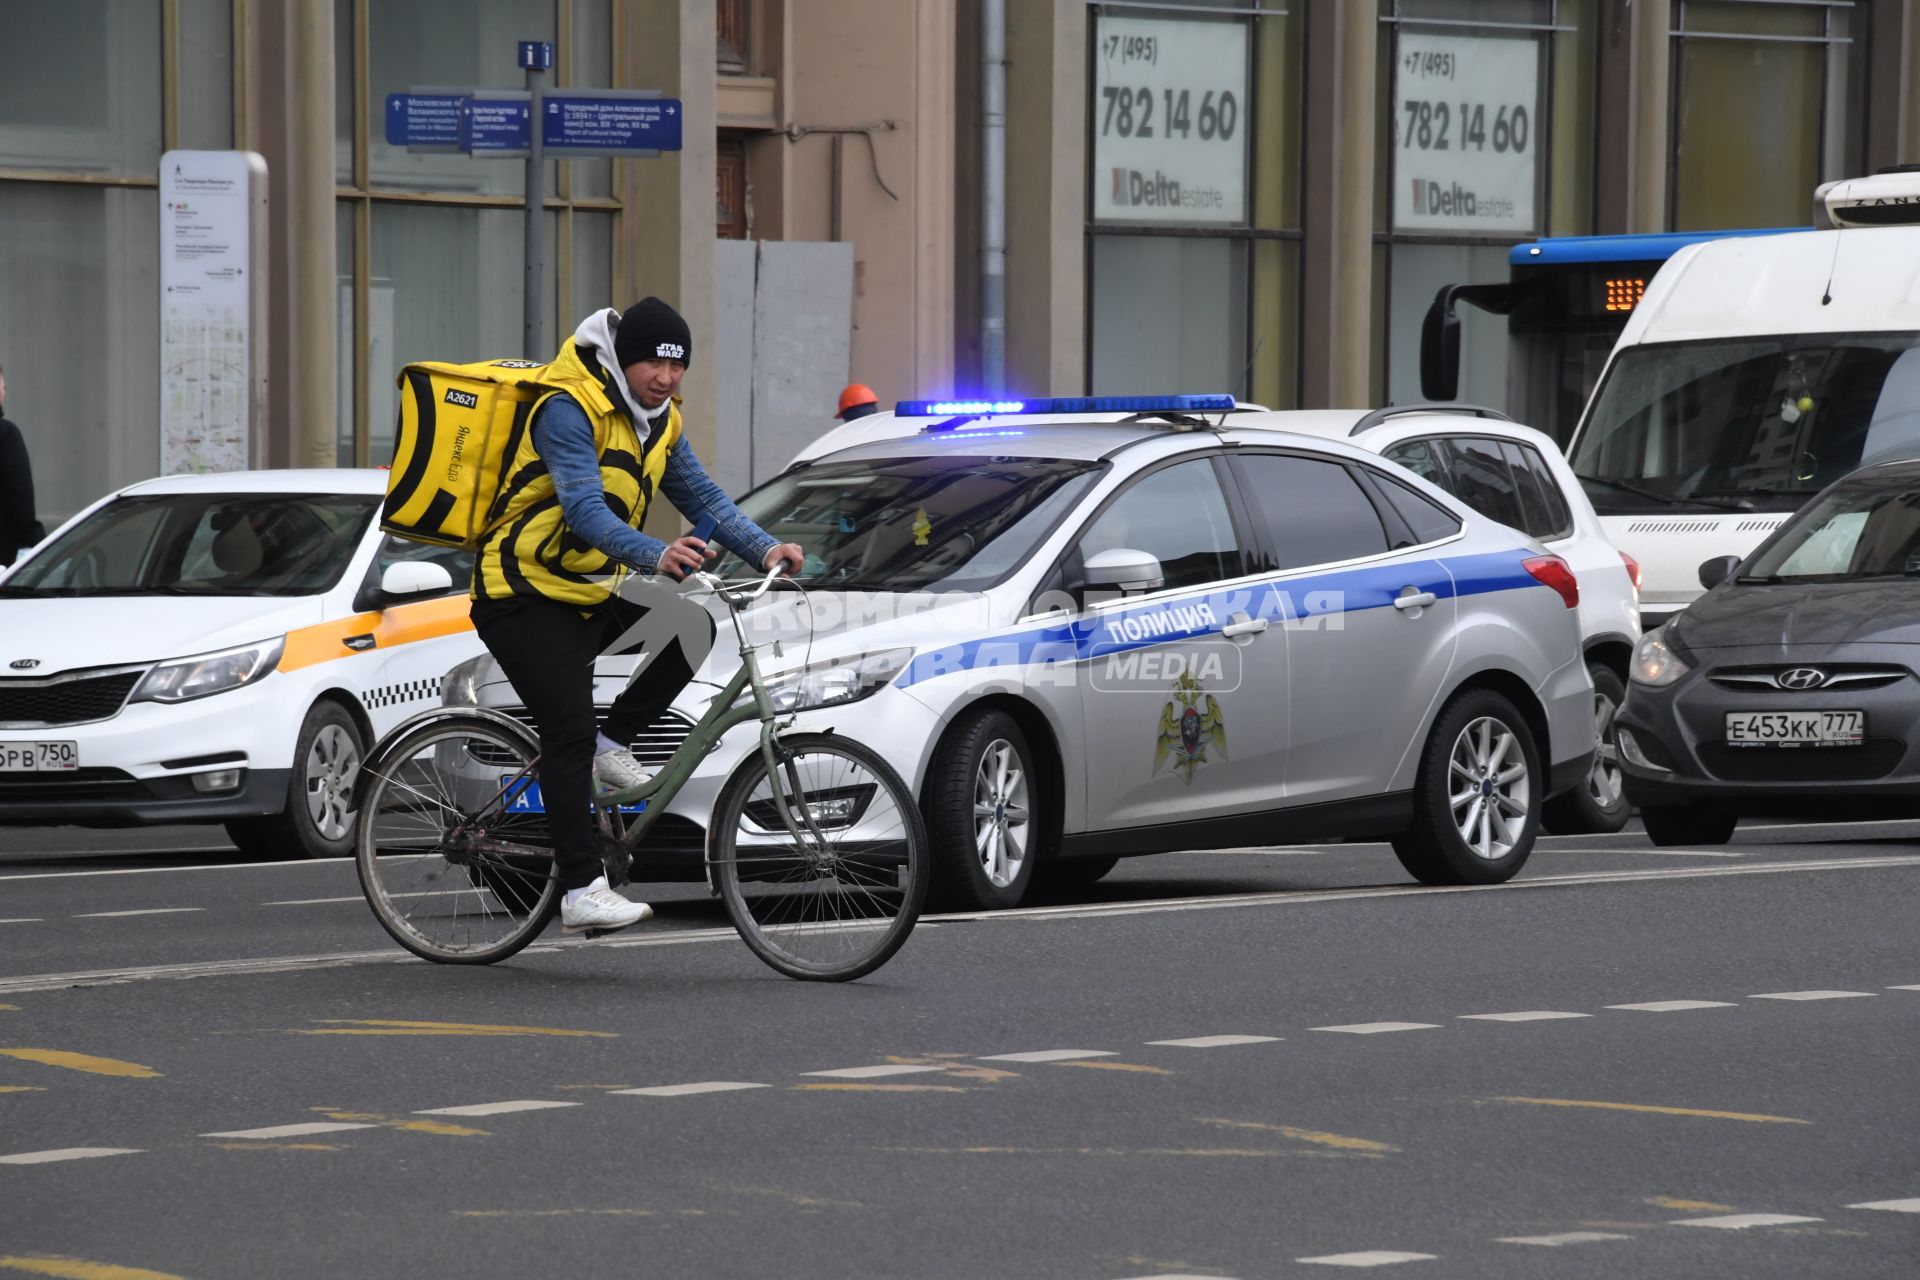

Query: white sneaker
left=561, top=879, right=653, bottom=936
left=593, top=746, right=651, bottom=792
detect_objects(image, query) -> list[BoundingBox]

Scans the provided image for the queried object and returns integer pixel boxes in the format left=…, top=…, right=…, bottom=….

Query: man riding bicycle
left=469, top=297, right=803, bottom=937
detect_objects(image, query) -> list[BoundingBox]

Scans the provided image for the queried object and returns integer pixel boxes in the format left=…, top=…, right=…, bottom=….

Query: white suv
left=1256, top=404, right=1640, bottom=834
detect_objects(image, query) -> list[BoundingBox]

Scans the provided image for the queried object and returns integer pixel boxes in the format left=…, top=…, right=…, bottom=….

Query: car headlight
left=762, top=647, right=914, bottom=714
left=441, top=652, right=498, bottom=707
left=1631, top=628, right=1692, bottom=688
left=131, top=636, right=285, bottom=704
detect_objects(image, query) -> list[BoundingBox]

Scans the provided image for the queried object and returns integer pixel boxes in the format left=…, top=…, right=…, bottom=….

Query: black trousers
left=471, top=594, right=697, bottom=890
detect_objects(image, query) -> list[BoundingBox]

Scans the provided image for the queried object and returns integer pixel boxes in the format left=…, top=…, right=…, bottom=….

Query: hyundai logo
left=7, top=659, right=38, bottom=670
left=1776, top=667, right=1827, bottom=690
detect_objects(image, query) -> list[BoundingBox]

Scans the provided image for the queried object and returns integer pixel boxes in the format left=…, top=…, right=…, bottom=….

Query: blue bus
left=1421, top=227, right=1804, bottom=446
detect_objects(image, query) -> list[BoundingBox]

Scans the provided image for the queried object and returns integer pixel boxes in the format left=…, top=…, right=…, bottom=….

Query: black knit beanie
left=613, top=297, right=692, bottom=369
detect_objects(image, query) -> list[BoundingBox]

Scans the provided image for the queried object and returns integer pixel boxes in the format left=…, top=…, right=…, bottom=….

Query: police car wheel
left=226, top=702, right=365, bottom=860
left=1391, top=689, right=1541, bottom=886
left=928, top=709, right=1037, bottom=911
left=1540, top=664, right=1630, bottom=835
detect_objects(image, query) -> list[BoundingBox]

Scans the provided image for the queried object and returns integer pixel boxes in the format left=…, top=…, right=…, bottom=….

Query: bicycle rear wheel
left=711, top=733, right=928, bottom=981
left=355, top=713, right=559, bottom=964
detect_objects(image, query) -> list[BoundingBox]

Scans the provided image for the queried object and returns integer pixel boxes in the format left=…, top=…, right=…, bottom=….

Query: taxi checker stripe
left=894, top=549, right=1541, bottom=689
left=277, top=595, right=475, bottom=673
left=364, top=677, right=445, bottom=709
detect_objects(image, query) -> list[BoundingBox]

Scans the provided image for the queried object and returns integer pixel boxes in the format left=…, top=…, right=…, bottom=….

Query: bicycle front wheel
left=711, top=733, right=929, bottom=981
left=355, top=713, right=559, bottom=965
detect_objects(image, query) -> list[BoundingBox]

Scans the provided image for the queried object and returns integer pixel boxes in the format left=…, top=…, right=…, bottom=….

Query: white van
left=1564, top=168, right=1920, bottom=624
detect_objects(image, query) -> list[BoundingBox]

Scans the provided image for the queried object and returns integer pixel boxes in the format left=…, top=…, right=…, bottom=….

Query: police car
left=456, top=396, right=1595, bottom=910
left=0, top=470, right=483, bottom=857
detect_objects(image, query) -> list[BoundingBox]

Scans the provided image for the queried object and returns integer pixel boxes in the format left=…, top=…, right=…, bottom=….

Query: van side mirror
left=379, top=560, right=455, bottom=600
left=1697, top=554, right=1743, bottom=591
left=1083, top=548, right=1165, bottom=594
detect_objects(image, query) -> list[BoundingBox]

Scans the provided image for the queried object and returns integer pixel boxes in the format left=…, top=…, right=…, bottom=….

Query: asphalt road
left=0, top=820, right=1915, bottom=1279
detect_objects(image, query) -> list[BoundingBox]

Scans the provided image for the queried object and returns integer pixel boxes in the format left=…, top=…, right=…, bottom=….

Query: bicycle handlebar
left=690, top=563, right=789, bottom=608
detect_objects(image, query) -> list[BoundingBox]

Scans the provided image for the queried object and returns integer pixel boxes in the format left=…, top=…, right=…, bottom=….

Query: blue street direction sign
left=542, top=94, right=683, bottom=155
left=384, top=93, right=464, bottom=148
left=464, top=94, right=532, bottom=154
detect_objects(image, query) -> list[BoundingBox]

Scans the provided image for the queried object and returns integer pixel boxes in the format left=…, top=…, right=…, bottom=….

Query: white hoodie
left=572, top=307, right=672, bottom=445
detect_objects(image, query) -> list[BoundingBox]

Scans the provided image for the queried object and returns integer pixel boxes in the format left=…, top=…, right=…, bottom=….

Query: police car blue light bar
left=895, top=393, right=1236, bottom=418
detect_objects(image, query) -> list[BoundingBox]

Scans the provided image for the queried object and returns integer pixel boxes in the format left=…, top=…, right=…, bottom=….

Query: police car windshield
left=726, top=456, right=1101, bottom=592
left=1, top=493, right=377, bottom=597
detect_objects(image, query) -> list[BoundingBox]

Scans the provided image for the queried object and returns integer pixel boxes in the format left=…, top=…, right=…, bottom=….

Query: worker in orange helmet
left=835, top=383, right=880, bottom=423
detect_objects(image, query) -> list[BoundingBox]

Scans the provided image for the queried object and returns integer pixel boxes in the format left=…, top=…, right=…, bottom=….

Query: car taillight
left=1523, top=555, right=1580, bottom=609
left=1620, top=550, right=1642, bottom=594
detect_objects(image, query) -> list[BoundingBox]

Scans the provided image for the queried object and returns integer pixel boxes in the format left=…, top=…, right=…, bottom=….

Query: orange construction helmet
left=835, top=383, right=880, bottom=419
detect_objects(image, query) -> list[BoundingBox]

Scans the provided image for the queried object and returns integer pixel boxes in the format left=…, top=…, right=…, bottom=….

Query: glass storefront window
left=0, top=1, right=162, bottom=174
left=1090, top=236, right=1249, bottom=395
left=0, top=184, right=159, bottom=524
left=1671, top=1, right=1854, bottom=230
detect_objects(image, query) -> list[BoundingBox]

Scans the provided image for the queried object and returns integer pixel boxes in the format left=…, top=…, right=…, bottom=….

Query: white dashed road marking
left=1849, top=1199, right=1920, bottom=1213
left=1297, top=1251, right=1436, bottom=1267
left=802, top=1065, right=947, bottom=1079
left=611, top=1082, right=770, bottom=1097
left=0, top=1147, right=142, bottom=1165
left=201, top=1122, right=377, bottom=1139
left=1496, top=1232, right=1632, bottom=1246
left=0, top=919, right=40, bottom=925
left=415, top=1100, right=580, bottom=1117
left=978, top=1050, right=1117, bottom=1062
left=1458, top=1011, right=1592, bottom=1023
left=73, top=908, right=206, bottom=919
left=1750, top=990, right=1875, bottom=1001
left=265, top=896, right=365, bottom=907
left=1605, top=1000, right=1738, bottom=1012
left=1671, top=1213, right=1823, bottom=1230
left=1310, top=1023, right=1441, bottom=1035
left=1146, top=1035, right=1282, bottom=1048
left=1884, top=985, right=1920, bottom=991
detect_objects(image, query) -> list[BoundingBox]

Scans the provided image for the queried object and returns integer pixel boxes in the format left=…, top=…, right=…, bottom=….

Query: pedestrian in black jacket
left=0, top=365, right=42, bottom=565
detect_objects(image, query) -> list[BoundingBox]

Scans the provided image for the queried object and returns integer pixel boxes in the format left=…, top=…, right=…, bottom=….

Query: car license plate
left=502, top=777, right=645, bottom=814
left=1724, top=710, right=1864, bottom=747
left=0, top=741, right=79, bottom=771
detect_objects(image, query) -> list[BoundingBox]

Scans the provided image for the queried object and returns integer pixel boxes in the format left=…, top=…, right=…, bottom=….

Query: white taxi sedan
left=0, top=469, right=483, bottom=857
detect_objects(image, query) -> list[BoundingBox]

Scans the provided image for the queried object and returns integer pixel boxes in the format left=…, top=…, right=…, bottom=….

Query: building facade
left=1, top=0, right=1916, bottom=525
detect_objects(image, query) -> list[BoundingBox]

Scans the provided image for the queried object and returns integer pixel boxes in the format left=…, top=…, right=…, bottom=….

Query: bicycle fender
left=349, top=706, right=541, bottom=813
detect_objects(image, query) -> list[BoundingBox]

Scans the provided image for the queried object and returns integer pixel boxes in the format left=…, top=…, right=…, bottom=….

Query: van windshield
left=1569, top=333, right=1920, bottom=514
left=722, top=456, right=1101, bottom=592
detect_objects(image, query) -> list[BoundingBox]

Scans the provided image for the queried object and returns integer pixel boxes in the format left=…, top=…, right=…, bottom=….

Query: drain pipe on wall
left=980, top=0, right=1007, bottom=394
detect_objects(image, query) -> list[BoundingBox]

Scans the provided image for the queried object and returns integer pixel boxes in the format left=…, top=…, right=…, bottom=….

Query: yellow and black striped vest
left=472, top=340, right=683, bottom=608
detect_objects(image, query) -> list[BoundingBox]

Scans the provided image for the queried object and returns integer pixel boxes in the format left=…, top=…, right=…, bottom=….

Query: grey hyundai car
left=1616, top=458, right=1920, bottom=844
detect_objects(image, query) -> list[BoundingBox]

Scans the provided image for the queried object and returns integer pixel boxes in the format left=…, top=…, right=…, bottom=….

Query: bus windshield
left=1569, top=333, right=1920, bottom=514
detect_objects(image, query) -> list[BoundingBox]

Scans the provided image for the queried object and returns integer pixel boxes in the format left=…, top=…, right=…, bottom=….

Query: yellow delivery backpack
left=379, top=357, right=558, bottom=550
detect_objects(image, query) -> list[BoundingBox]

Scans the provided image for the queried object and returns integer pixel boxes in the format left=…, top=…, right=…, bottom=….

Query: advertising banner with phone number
left=1092, top=15, right=1248, bottom=226
left=1392, top=33, right=1540, bottom=235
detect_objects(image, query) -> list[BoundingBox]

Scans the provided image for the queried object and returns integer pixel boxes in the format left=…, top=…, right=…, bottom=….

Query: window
left=1435, top=436, right=1526, bottom=531
left=1077, top=459, right=1244, bottom=592
left=1233, top=454, right=1391, bottom=568
left=1369, top=471, right=1462, bottom=545
left=1499, top=440, right=1572, bottom=540
left=1382, top=438, right=1451, bottom=486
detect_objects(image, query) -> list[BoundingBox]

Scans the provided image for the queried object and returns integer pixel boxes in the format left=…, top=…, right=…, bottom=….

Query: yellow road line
left=1199, top=1117, right=1398, bottom=1153
left=0, top=1086, right=46, bottom=1094
left=1053, top=1061, right=1173, bottom=1075
left=1495, top=1096, right=1810, bottom=1125
left=1646, top=1196, right=1737, bottom=1211
left=0, top=1257, right=190, bottom=1280
left=316, top=1110, right=488, bottom=1137
left=300, top=1020, right=615, bottom=1038
left=0, top=1050, right=160, bottom=1079
left=212, top=1143, right=343, bottom=1152
left=0, top=1004, right=18, bottom=1011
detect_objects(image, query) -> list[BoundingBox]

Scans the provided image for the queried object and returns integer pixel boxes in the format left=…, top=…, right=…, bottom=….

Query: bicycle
left=350, top=565, right=929, bottom=982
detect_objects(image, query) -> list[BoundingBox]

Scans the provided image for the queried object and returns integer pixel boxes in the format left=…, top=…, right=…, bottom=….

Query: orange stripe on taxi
left=277, top=595, right=474, bottom=673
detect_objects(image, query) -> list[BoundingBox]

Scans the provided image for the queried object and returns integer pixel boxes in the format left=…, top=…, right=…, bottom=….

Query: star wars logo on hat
left=655, top=342, right=686, bottom=360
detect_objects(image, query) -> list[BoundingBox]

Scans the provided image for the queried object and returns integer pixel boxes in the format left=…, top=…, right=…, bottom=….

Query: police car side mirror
left=1697, top=554, right=1742, bottom=591
left=1083, top=548, right=1165, bottom=594
left=378, top=560, right=455, bottom=601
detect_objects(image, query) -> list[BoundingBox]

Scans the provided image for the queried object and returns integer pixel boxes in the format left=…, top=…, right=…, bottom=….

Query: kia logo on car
left=7, top=659, right=38, bottom=670
left=1777, top=667, right=1827, bottom=690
